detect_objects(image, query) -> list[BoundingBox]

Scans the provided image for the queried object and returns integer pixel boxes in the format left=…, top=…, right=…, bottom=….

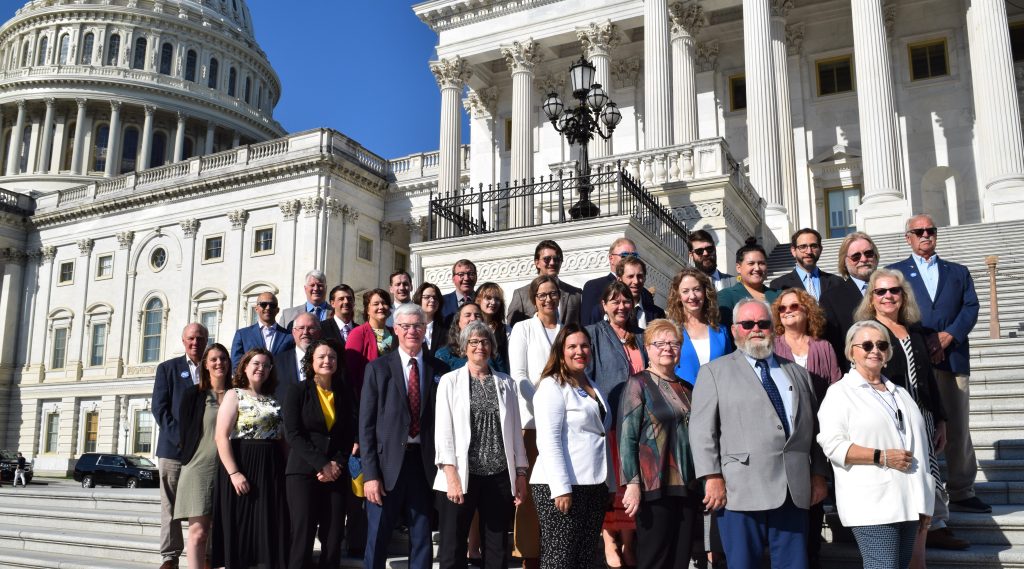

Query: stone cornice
left=414, top=0, right=564, bottom=33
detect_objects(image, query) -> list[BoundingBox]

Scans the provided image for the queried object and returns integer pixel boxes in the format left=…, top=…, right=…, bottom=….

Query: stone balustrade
left=389, top=145, right=470, bottom=182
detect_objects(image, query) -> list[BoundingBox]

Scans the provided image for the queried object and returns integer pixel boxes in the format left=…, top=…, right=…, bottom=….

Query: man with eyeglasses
left=441, top=259, right=478, bottom=323
left=506, top=240, right=583, bottom=326
left=820, top=231, right=881, bottom=373
left=282, top=269, right=332, bottom=328
left=691, top=298, right=829, bottom=569
left=688, top=229, right=735, bottom=291
left=322, top=284, right=357, bottom=348
left=770, top=228, right=844, bottom=301
left=888, top=214, right=986, bottom=518
left=612, top=256, right=665, bottom=328
left=230, top=292, right=295, bottom=370
left=274, top=313, right=322, bottom=404
left=581, top=237, right=660, bottom=326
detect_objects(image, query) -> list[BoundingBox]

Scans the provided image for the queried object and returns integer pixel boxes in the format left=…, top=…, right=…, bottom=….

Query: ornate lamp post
left=543, top=56, right=623, bottom=219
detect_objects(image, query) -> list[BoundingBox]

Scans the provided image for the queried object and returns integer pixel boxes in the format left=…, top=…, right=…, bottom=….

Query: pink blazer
left=345, top=322, right=381, bottom=399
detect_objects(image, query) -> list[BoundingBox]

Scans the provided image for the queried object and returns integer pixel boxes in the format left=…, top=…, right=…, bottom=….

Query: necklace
left=869, top=382, right=906, bottom=447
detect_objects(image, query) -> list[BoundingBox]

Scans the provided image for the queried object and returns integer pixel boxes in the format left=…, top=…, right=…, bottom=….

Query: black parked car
left=73, top=453, right=159, bottom=489
left=0, top=450, right=32, bottom=484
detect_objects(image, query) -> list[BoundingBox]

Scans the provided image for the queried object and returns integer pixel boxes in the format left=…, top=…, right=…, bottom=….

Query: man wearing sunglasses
left=820, top=231, right=881, bottom=373
left=769, top=228, right=844, bottom=301
left=506, top=239, right=583, bottom=326
left=888, top=214, right=986, bottom=515
left=688, top=229, right=735, bottom=291
left=581, top=237, right=660, bottom=326
left=229, top=291, right=295, bottom=370
left=691, top=298, right=829, bottom=569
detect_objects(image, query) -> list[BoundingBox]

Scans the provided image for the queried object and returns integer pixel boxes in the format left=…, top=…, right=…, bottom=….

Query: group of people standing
left=149, top=212, right=982, bottom=569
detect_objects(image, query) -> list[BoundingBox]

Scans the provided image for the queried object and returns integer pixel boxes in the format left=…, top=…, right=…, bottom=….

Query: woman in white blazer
left=530, top=323, right=610, bottom=569
left=817, top=320, right=935, bottom=569
left=434, top=320, right=528, bottom=569
left=507, top=275, right=562, bottom=568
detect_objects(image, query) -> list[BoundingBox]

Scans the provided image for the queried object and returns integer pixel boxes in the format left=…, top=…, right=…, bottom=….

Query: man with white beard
left=690, top=298, right=830, bottom=569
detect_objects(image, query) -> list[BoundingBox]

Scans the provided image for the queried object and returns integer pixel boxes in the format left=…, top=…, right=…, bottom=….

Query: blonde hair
left=852, top=268, right=922, bottom=325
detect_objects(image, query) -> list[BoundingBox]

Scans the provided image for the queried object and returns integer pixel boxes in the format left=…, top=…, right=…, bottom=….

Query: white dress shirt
left=187, top=358, right=200, bottom=385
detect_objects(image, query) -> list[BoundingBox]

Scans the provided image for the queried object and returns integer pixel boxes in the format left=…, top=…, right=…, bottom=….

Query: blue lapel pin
left=180, top=371, right=190, bottom=379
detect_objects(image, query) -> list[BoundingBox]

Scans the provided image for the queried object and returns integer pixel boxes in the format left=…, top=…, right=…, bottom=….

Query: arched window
left=228, top=67, right=237, bottom=97
left=150, top=132, right=167, bottom=168
left=159, top=42, right=173, bottom=75
left=106, top=34, right=120, bottom=66
left=81, top=33, right=94, bottom=65
left=93, top=124, right=109, bottom=172
left=20, top=42, right=30, bottom=67
left=36, top=36, right=48, bottom=66
left=58, top=34, right=70, bottom=65
left=244, top=76, right=252, bottom=103
left=141, top=298, right=164, bottom=363
left=132, top=37, right=147, bottom=70
left=207, top=57, right=219, bottom=89
left=18, top=125, right=31, bottom=172
left=120, top=126, right=139, bottom=173
left=185, top=49, right=197, bottom=82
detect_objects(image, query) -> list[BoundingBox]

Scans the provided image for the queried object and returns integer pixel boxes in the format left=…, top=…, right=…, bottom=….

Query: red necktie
left=407, top=358, right=421, bottom=438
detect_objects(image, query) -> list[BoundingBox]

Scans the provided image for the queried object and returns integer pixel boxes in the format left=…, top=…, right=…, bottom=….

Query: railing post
left=987, top=255, right=1000, bottom=339
left=427, top=193, right=434, bottom=241
left=478, top=185, right=484, bottom=231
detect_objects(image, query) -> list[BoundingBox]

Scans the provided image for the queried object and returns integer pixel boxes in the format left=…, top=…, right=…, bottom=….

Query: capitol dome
left=0, top=0, right=286, bottom=192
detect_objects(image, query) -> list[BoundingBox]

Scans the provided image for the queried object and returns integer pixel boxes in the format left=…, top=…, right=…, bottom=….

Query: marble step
left=0, top=504, right=165, bottom=537
left=820, top=542, right=1024, bottom=568
left=0, top=527, right=163, bottom=565
left=944, top=506, right=1024, bottom=546
left=0, top=550, right=164, bottom=569
left=968, top=431, right=1024, bottom=461
left=0, top=487, right=161, bottom=513
left=973, top=481, right=1024, bottom=506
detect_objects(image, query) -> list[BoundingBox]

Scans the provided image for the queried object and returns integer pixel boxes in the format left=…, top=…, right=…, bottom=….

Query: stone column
left=173, top=112, right=186, bottom=162
left=743, top=0, right=787, bottom=239
left=669, top=2, right=703, bottom=144
left=231, top=132, right=241, bottom=148
left=966, top=0, right=1024, bottom=220
left=0, top=250, right=27, bottom=375
left=37, top=98, right=56, bottom=174
left=644, top=0, right=673, bottom=149
left=204, top=122, right=215, bottom=155
left=429, top=56, right=472, bottom=195
left=502, top=39, right=542, bottom=184
left=771, top=1, right=797, bottom=235
left=139, top=105, right=155, bottom=170
left=71, top=99, right=87, bottom=175
left=578, top=21, right=621, bottom=159
left=104, top=101, right=122, bottom=178
left=851, top=0, right=908, bottom=233
left=5, top=101, right=27, bottom=176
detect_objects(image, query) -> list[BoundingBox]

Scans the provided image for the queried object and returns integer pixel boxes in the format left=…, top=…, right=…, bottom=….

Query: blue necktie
left=756, top=359, right=790, bottom=438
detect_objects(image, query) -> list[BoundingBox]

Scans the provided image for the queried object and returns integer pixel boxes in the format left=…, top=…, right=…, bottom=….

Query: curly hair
left=772, top=288, right=827, bottom=338
left=666, top=267, right=720, bottom=329
left=299, top=339, right=341, bottom=384
left=232, top=347, right=278, bottom=397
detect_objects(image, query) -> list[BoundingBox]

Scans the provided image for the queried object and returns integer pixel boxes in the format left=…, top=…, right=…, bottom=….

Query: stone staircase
left=767, top=220, right=1024, bottom=567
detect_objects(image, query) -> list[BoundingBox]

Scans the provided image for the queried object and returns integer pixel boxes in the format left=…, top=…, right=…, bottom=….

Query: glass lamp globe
left=587, top=84, right=609, bottom=109
left=542, top=93, right=564, bottom=120
left=570, top=56, right=596, bottom=96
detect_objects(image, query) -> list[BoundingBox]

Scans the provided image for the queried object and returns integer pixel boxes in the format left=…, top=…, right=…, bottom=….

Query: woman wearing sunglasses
left=817, top=320, right=934, bottom=569
left=771, top=289, right=841, bottom=400
left=854, top=268, right=957, bottom=563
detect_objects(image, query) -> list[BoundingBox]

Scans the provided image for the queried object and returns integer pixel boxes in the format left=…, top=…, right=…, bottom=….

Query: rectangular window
left=358, top=236, right=373, bottom=262
left=96, top=254, right=113, bottom=279
left=51, top=328, right=68, bottom=369
left=253, top=227, right=274, bottom=255
left=909, top=40, right=949, bottom=81
left=133, top=410, right=153, bottom=454
left=394, top=250, right=408, bottom=273
left=44, top=413, right=59, bottom=453
left=827, top=187, right=862, bottom=239
left=90, top=323, right=106, bottom=367
left=203, top=235, right=223, bottom=262
left=816, top=56, right=854, bottom=96
left=1012, top=24, right=1024, bottom=62
left=83, top=411, right=99, bottom=453
left=58, top=261, right=74, bottom=284
left=200, top=311, right=218, bottom=345
left=729, top=75, right=746, bottom=111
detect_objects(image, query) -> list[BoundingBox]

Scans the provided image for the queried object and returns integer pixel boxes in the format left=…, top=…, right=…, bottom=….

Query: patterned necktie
left=341, top=323, right=351, bottom=341
left=407, top=358, right=421, bottom=438
left=804, top=273, right=819, bottom=300
left=756, top=359, right=790, bottom=438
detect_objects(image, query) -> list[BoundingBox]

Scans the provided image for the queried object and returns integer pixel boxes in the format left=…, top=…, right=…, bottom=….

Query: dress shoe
left=927, top=527, right=970, bottom=550
left=158, top=560, right=178, bottom=569
left=950, top=496, right=992, bottom=513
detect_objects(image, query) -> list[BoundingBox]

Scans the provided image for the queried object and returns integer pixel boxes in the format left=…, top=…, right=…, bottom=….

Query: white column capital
left=176, top=111, right=186, bottom=123
left=109, top=100, right=122, bottom=113
left=15, top=100, right=26, bottom=111
left=76, top=238, right=94, bottom=256
left=75, top=98, right=88, bottom=109
left=501, top=39, right=543, bottom=74
left=179, top=218, right=200, bottom=239
left=463, top=86, right=498, bottom=119
left=430, top=56, right=472, bottom=90
left=577, top=20, right=621, bottom=58
left=143, top=105, right=156, bottom=117
left=696, top=40, right=720, bottom=72
left=43, top=97, right=56, bottom=109
left=669, top=2, right=705, bottom=39
left=116, top=231, right=134, bottom=250
left=786, top=22, right=805, bottom=56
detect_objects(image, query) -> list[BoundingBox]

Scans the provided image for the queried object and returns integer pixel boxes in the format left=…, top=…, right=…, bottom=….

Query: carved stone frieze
left=301, top=196, right=323, bottom=218
left=534, top=72, right=565, bottom=98
left=501, top=39, right=543, bottom=74
left=179, top=218, right=200, bottom=239
left=611, top=56, right=642, bottom=89
left=227, top=210, right=248, bottom=230
left=672, top=200, right=725, bottom=221
left=116, top=231, right=135, bottom=249
left=770, top=0, right=793, bottom=18
left=77, top=238, right=94, bottom=256
left=278, top=199, right=301, bottom=221
left=577, top=20, right=621, bottom=58
left=696, top=41, right=719, bottom=72
left=669, top=3, right=705, bottom=39
left=325, top=197, right=342, bottom=217
left=463, top=87, right=499, bottom=119
left=430, top=56, right=472, bottom=90
left=786, top=22, right=805, bottom=56
left=40, top=245, right=57, bottom=263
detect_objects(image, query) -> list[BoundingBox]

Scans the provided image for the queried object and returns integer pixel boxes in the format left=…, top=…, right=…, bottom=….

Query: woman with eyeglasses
left=854, top=268, right=954, bottom=563
left=817, top=320, right=934, bottom=569
left=415, top=282, right=447, bottom=355
left=667, top=267, right=733, bottom=386
left=618, top=319, right=699, bottom=569
left=344, top=288, right=395, bottom=399
left=717, top=238, right=779, bottom=326
left=477, top=282, right=512, bottom=371
left=437, top=301, right=508, bottom=373
left=586, top=281, right=647, bottom=568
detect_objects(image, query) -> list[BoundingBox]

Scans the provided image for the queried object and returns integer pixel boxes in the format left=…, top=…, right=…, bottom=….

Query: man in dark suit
left=441, top=259, right=477, bottom=322
left=360, top=303, right=449, bottom=569
left=689, top=229, right=735, bottom=291
left=820, top=231, right=880, bottom=373
left=229, top=292, right=294, bottom=370
left=581, top=237, right=661, bottom=326
left=281, top=269, right=331, bottom=328
left=506, top=240, right=582, bottom=326
left=151, top=322, right=208, bottom=569
left=321, top=284, right=357, bottom=348
left=889, top=214, right=986, bottom=516
left=770, top=228, right=844, bottom=301
left=274, top=312, right=321, bottom=405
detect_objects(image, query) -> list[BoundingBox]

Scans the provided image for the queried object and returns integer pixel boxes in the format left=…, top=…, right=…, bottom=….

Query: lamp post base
left=569, top=198, right=600, bottom=219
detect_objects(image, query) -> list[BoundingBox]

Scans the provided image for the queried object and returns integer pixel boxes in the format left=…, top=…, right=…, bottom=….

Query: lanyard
left=870, top=385, right=906, bottom=448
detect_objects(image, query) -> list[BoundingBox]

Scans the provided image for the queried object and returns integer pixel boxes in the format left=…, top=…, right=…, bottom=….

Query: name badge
left=575, top=387, right=589, bottom=399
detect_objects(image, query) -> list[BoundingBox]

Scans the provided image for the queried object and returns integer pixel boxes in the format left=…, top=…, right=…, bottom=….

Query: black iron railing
left=428, top=166, right=689, bottom=258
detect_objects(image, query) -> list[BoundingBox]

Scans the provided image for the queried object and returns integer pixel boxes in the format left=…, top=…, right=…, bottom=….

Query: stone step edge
left=0, top=551, right=164, bottom=569
left=0, top=505, right=161, bottom=526
left=0, top=527, right=156, bottom=550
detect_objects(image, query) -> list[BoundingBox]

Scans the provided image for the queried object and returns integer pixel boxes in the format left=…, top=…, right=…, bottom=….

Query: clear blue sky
left=0, top=2, right=455, bottom=159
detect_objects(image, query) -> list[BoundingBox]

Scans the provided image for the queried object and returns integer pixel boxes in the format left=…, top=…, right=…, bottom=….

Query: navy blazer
left=674, top=324, right=733, bottom=385
left=888, top=256, right=979, bottom=374
left=273, top=348, right=302, bottom=405
left=770, top=268, right=845, bottom=298
left=230, top=322, right=294, bottom=370
left=582, top=273, right=664, bottom=327
left=359, top=350, right=450, bottom=491
left=585, top=321, right=648, bottom=421
left=441, top=291, right=471, bottom=324
left=151, top=355, right=196, bottom=460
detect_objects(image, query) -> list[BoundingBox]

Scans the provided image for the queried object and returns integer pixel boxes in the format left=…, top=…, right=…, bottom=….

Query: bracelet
left=873, top=449, right=881, bottom=465
left=228, top=471, right=241, bottom=477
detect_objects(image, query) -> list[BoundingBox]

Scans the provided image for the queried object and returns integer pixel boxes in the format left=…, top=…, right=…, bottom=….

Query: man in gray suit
left=281, top=269, right=331, bottom=328
left=506, top=240, right=582, bottom=326
left=691, top=298, right=830, bottom=569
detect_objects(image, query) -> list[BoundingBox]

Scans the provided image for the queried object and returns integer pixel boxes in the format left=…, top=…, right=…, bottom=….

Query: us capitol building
left=0, top=0, right=1020, bottom=474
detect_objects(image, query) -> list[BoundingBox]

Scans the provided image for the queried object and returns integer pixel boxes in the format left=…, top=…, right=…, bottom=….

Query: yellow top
left=316, top=383, right=335, bottom=431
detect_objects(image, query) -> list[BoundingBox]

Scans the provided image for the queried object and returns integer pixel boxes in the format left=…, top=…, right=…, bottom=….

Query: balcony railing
left=428, top=167, right=690, bottom=258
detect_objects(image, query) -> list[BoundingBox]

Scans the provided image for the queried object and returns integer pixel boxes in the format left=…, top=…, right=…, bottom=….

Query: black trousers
left=286, top=473, right=347, bottom=569
left=436, top=471, right=515, bottom=569
left=344, top=477, right=367, bottom=556
left=636, top=495, right=700, bottom=569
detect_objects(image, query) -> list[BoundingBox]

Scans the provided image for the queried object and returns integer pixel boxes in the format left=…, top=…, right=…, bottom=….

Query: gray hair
left=844, top=320, right=894, bottom=364
left=182, top=322, right=209, bottom=338
left=459, top=320, right=497, bottom=354
left=905, top=213, right=936, bottom=232
left=305, top=269, right=326, bottom=283
left=733, top=297, right=771, bottom=322
left=393, top=302, right=426, bottom=323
